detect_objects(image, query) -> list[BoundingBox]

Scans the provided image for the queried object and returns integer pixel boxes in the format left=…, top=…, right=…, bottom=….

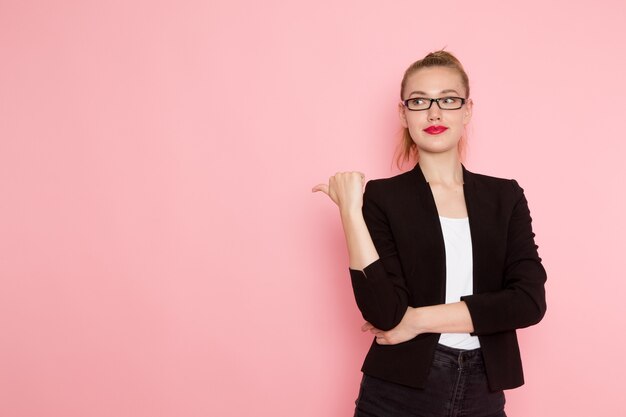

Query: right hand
left=312, top=171, right=366, bottom=213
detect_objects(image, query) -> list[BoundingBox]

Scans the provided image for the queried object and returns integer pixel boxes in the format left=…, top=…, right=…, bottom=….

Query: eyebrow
left=408, top=89, right=461, bottom=97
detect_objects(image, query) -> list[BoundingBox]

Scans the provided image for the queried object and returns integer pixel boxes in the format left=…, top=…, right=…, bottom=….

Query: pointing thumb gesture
left=312, top=171, right=366, bottom=212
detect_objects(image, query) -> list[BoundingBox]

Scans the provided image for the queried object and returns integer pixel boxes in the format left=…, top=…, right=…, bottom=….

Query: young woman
left=312, top=50, right=547, bottom=417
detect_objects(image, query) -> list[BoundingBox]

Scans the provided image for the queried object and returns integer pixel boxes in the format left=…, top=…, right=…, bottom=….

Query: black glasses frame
left=402, top=96, right=466, bottom=111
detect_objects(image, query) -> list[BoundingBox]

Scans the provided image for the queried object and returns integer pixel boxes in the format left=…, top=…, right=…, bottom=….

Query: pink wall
left=2, top=1, right=625, bottom=416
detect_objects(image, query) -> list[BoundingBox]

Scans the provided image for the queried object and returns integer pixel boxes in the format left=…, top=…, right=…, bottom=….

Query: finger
left=364, top=324, right=382, bottom=333
left=311, top=184, right=329, bottom=194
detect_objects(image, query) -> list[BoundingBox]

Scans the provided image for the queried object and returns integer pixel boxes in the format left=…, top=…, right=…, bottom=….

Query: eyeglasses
left=402, top=96, right=466, bottom=111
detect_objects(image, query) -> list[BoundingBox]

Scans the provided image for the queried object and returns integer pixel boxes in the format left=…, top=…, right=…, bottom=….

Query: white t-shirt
left=437, top=216, right=481, bottom=350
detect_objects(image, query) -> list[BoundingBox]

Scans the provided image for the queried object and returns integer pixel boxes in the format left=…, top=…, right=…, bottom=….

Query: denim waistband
left=433, top=343, right=485, bottom=369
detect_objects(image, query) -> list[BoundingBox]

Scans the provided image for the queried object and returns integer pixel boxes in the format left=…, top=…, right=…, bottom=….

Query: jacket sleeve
left=461, top=179, right=547, bottom=336
left=348, top=180, right=410, bottom=331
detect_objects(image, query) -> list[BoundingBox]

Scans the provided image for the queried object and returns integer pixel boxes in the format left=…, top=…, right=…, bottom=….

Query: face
left=398, top=66, right=473, bottom=157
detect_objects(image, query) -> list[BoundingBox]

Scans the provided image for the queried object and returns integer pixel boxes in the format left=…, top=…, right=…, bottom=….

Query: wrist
left=410, top=307, right=429, bottom=334
left=339, top=206, right=363, bottom=221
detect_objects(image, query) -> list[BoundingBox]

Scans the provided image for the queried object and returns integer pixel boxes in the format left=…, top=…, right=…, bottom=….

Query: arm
left=362, top=302, right=474, bottom=345
left=340, top=207, right=379, bottom=270
left=312, top=172, right=379, bottom=269
left=414, top=302, right=474, bottom=333
left=348, top=181, right=410, bottom=331
left=312, top=173, right=409, bottom=331
left=460, top=179, right=547, bottom=336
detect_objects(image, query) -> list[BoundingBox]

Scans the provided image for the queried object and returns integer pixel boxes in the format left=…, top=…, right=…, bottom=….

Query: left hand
left=361, top=307, right=419, bottom=345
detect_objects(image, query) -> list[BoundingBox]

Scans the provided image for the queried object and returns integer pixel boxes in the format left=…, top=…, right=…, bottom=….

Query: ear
left=398, top=101, right=408, bottom=128
left=463, top=98, right=473, bottom=126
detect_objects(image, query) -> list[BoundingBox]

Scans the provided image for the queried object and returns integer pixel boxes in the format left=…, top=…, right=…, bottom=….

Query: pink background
left=2, top=1, right=625, bottom=416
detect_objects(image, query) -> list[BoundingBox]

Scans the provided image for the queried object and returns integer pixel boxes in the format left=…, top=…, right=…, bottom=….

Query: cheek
left=404, top=113, right=426, bottom=129
left=407, top=125, right=429, bottom=142
left=445, top=114, right=467, bottom=130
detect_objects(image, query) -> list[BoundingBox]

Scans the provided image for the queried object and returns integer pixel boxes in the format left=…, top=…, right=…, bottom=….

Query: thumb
left=311, top=184, right=329, bottom=194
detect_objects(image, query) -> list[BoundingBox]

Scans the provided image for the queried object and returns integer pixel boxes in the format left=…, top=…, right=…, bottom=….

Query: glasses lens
left=439, top=97, right=464, bottom=109
left=406, top=98, right=430, bottom=110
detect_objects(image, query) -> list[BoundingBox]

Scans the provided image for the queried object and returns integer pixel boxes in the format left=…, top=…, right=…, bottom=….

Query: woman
left=312, top=50, right=547, bottom=417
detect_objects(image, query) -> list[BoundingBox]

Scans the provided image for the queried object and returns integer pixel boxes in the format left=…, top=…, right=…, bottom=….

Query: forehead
left=404, top=67, right=465, bottom=96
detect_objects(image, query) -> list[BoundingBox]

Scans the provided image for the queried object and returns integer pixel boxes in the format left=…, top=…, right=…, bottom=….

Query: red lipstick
left=423, top=125, right=448, bottom=135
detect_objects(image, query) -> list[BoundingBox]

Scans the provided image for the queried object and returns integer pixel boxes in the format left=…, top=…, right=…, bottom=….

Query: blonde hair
left=394, top=49, right=471, bottom=170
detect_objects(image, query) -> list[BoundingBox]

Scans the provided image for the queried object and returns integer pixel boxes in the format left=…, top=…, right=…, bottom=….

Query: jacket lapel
left=408, top=162, right=487, bottom=299
left=408, top=163, right=447, bottom=301
left=462, top=166, right=492, bottom=294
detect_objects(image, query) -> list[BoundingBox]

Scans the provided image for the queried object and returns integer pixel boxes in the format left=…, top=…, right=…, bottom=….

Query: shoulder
left=363, top=170, right=414, bottom=201
left=365, top=170, right=413, bottom=188
left=470, top=170, right=515, bottom=186
left=466, top=168, right=525, bottom=203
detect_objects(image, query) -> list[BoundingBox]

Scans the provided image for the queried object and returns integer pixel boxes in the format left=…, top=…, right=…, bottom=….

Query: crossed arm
left=341, top=200, right=474, bottom=346
left=313, top=173, right=546, bottom=346
left=314, top=172, right=477, bottom=345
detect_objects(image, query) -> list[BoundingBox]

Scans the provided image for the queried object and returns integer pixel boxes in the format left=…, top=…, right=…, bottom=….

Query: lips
left=423, top=125, right=448, bottom=135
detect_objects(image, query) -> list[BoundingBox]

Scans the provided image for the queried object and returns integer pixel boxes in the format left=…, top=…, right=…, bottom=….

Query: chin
left=413, top=142, right=460, bottom=155
left=414, top=134, right=460, bottom=147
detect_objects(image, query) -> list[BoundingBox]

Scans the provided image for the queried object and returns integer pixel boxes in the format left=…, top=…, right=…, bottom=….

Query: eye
left=442, top=97, right=458, bottom=104
left=410, top=98, right=426, bottom=105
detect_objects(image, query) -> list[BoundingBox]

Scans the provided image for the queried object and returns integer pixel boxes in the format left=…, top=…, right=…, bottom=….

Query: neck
left=418, top=152, right=463, bottom=185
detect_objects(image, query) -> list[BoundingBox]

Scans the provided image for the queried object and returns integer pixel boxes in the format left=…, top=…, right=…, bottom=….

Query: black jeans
left=353, top=344, right=507, bottom=417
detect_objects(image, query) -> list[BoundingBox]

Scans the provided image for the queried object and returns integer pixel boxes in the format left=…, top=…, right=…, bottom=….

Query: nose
left=427, top=103, right=442, bottom=122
